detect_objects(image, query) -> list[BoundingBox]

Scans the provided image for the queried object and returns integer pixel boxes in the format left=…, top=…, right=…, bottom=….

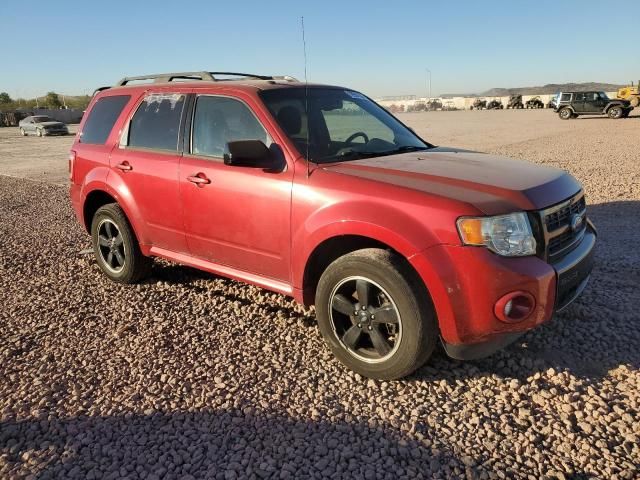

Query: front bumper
left=411, top=224, right=596, bottom=360
left=43, top=129, right=69, bottom=136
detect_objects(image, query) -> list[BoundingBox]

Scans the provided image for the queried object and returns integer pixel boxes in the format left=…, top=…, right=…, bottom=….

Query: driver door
left=180, top=94, right=293, bottom=282
left=583, top=92, right=603, bottom=113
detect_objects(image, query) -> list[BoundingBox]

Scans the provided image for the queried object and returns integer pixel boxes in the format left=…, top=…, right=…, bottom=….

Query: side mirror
left=224, top=140, right=273, bottom=168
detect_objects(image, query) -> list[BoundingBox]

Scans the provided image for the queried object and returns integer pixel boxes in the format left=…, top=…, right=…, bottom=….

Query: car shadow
left=0, top=409, right=498, bottom=479
left=572, top=113, right=639, bottom=120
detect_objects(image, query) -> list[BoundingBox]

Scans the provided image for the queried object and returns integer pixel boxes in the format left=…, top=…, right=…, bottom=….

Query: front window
left=260, top=88, right=430, bottom=163
left=191, top=96, right=269, bottom=158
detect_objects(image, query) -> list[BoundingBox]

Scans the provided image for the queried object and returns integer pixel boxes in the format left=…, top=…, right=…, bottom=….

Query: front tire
left=19, top=128, right=26, bottom=136
left=91, top=203, right=152, bottom=283
left=315, top=248, right=437, bottom=380
left=558, top=108, right=572, bottom=120
left=607, top=106, right=623, bottom=119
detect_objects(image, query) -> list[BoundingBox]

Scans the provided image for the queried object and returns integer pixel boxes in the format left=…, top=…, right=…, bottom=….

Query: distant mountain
left=442, top=82, right=624, bottom=98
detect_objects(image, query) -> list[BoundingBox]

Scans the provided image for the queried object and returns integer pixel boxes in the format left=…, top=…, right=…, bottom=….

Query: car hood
left=611, top=99, right=631, bottom=106
left=321, top=147, right=582, bottom=215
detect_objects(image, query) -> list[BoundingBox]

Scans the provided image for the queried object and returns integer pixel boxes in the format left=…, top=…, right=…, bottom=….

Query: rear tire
left=91, top=203, right=152, bottom=283
left=558, top=108, right=572, bottom=120
left=607, top=106, right=623, bottom=119
left=315, top=248, right=437, bottom=380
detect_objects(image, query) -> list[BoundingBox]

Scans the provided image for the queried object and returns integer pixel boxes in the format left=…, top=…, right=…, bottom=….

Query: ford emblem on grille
left=570, top=213, right=584, bottom=232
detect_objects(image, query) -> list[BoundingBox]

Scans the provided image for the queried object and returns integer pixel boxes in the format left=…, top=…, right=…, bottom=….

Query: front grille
left=545, top=196, right=586, bottom=232
left=539, top=192, right=587, bottom=261
left=548, top=226, right=585, bottom=257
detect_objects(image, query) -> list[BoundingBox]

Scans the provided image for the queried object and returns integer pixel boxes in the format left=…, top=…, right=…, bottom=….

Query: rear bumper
left=69, top=184, right=83, bottom=226
left=411, top=224, right=596, bottom=360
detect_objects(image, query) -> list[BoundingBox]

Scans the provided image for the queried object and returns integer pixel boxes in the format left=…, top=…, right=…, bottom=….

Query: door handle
left=115, top=162, right=133, bottom=172
left=187, top=173, right=211, bottom=186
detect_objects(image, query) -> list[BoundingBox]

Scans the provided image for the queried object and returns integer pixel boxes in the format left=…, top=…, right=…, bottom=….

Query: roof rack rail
left=92, top=86, right=112, bottom=96
left=114, top=71, right=298, bottom=86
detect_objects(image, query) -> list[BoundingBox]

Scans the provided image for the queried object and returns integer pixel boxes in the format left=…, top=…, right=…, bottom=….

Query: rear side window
left=560, top=93, right=571, bottom=102
left=81, top=95, right=130, bottom=145
left=128, top=93, right=186, bottom=151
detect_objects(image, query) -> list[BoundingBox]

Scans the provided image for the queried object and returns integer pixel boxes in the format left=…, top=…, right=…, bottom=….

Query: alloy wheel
left=97, top=219, right=126, bottom=273
left=328, top=276, right=402, bottom=363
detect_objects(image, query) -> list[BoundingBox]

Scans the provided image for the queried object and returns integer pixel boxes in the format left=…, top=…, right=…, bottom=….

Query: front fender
left=291, top=198, right=451, bottom=290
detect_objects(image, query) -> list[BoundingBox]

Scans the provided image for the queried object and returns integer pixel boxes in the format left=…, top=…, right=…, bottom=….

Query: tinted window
left=574, top=93, right=585, bottom=102
left=192, top=96, right=268, bottom=158
left=261, top=88, right=428, bottom=163
left=81, top=95, right=130, bottom=145
left=560, top=93, right=571, bottom=102
left=128, top=93, right=186, bottom=151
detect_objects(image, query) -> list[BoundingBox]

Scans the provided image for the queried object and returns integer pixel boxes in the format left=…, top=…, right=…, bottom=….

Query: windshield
left=260, top=88, right=431, bottom=163
left=33, top=116, right=53, bottom=123
left=598, top=92, right=609, bottom=100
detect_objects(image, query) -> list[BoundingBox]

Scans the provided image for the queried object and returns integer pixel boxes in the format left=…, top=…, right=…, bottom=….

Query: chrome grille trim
left=537, top=191, right=587, bottom=262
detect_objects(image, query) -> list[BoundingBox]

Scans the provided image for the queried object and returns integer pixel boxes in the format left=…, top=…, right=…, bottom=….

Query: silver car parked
left=19, top=115, right=69, bottom=137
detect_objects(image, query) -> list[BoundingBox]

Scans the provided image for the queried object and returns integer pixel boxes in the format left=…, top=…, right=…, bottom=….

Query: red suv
left=69, top=71, right=596, bottom=379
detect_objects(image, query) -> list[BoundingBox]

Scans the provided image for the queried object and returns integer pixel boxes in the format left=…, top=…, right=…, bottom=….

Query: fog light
left=504, top=299, right=513, bottom=317
left=494, top=291, right=535, bottom=323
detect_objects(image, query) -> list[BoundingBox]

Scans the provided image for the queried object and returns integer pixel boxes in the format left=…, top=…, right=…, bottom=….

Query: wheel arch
left=83, top=189, right=117, bottom=232
left=604, top=102, right=623, bottom=112
left=300, top=232, right=429, bottom=307
left=81, top=180, right=149, bottom=247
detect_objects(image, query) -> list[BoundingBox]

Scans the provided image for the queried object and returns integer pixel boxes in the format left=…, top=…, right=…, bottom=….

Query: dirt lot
left=1, top=110, right=638, bottom=479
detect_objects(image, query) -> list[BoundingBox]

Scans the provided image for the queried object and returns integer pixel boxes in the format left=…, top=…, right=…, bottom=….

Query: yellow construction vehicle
left=617, top=81, right=640, bottom=107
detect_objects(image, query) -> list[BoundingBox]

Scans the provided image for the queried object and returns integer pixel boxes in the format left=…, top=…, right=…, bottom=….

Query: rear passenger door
left=572, top=93, right=585, bottom=113
left=180, top=94, right=293, bottom=282
left=110, top=92, right=188, bottom=253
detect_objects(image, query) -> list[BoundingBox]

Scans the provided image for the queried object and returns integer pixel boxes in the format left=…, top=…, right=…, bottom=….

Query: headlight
left=457, top=212, right=536, bottom=257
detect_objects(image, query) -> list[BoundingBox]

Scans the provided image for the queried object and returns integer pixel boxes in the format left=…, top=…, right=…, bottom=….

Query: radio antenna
left=301, top=16, right=311, bottom=178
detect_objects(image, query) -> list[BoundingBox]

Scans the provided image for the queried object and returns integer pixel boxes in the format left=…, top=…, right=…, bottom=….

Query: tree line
left=0, top=91, right=91, bottom=111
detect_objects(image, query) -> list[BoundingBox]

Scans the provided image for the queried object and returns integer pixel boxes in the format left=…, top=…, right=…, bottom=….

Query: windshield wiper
left=316, top=145, right=431, bottom=163
left=384, top=145, right=430, bottom=154
left=317, top=150, right=382, bottom=163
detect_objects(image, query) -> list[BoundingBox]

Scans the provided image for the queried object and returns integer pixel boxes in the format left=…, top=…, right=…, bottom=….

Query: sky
left=2, top=0, right=638, bottom=99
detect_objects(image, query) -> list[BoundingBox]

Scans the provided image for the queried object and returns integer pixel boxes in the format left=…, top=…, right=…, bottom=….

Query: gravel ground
left=0, top=111, right=639, bottom=479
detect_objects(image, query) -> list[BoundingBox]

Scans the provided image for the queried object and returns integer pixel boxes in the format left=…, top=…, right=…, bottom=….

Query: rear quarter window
left=560, top=93, right=571, bottom=102
left=80, top=95, right=131, bottom=145
left=128, top=93, right=186, bottom=151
